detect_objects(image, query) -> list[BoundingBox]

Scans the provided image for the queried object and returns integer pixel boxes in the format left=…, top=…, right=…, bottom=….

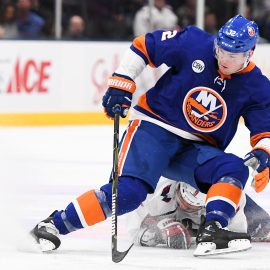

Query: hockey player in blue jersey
left=32, top=15, right=270, bottom=256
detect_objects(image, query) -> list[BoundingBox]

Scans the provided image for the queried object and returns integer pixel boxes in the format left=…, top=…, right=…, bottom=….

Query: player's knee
left=196, top=153, right=249, bottom=188
left=216, top=154, right=249, bottom=187
left=101, top=176, right=150, bottom=215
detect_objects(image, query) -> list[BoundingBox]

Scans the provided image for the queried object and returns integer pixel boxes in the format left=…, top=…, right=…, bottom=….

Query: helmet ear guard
left=216, top=14, right=259, bottom=53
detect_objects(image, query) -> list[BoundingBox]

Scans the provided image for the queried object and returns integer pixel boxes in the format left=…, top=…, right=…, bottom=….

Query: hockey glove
left=244, top=147, right=270, bottom=193
left=102, top=73, right=136, bottom=118
left=138, top=217, right=191, bottom=249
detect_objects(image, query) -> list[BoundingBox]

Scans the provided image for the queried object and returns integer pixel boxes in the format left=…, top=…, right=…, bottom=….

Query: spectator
left=64, top=15, right=86, bottom=40
left=0, top=3, right=18, bottom=39
left=133, top=0, right=178, bottom=37
left=176, top=0, right=196, bottom=28
left=16, top=0, right=45, bottom=39
left=33, top=0, right=55, bottom=39
left=250, top=0, right=270, bottom=42
left=204, top=11, right=218, bottom=35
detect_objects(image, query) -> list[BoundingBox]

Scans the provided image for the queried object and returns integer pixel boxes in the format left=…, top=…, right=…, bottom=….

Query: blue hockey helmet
left=216, top=15, right=259, bottom=53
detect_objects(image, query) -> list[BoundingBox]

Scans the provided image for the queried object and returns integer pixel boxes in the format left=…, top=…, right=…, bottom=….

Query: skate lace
left=214, top=221, right=222, bottom=228
left=215, top=221, right=229, bottom=231
left=38, top=221, right=59, bottom=236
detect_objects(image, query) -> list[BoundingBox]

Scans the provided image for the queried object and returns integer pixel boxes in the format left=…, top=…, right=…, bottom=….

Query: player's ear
left=249, top=50, right=254, bottom=57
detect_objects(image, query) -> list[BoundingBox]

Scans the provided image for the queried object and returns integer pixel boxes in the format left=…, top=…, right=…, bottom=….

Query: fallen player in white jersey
left=125, top=177, right=270, bottom=249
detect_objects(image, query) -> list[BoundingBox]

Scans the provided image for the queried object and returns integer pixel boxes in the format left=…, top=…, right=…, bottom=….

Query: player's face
left=216, top=47, right=246, bottom=75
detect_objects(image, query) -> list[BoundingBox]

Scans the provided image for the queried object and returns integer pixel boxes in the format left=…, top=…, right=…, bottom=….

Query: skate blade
left=193, top=239, right=251, bottom=257
left=39, top=238, right=57, bottom=252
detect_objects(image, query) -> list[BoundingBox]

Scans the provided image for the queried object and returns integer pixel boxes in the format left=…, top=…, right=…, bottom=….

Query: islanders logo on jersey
left=247, top=26, right=255, bottom=37
left=183, top=87, right=227, bottom=132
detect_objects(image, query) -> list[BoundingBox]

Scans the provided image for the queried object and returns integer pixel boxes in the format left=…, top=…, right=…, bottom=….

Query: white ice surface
left=0, top=124, right=270, bottom=270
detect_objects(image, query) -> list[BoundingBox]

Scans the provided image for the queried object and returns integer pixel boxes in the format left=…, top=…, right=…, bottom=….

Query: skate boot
left=194, top=219, right=251, bottom=256
left=31, top=211, right=61, bottom=252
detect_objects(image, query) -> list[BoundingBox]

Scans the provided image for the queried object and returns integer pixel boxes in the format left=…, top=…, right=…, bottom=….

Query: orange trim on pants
left=206, top=182, right=242, bottom=206
left=76, top=190, right=105, bottom=226
left=118, top=120, right=140, bottom=175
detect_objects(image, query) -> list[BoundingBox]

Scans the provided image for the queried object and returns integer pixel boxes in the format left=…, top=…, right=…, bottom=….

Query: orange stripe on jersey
left=250, top=132, right=270, bottom=147
left=236, top=61, right=256, bottom=74
left=118, top=120, right=140, bottom=175
left=137, top=94, right=163, bottom=119
left=76, top=190, right=105, bottom=226
left=206, top=182, right=242, bottom=207
left=133, top=35, right=155, bottom=67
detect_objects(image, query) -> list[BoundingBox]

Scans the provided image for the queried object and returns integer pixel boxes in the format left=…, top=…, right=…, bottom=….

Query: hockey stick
left=111, top=105, right=133, bottom=263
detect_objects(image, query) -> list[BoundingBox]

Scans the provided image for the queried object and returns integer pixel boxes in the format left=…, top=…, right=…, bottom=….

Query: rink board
left=0, top=41, right=270, bottom=126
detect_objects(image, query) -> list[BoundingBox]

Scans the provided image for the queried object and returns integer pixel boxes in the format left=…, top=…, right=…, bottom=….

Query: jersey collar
left=236, top=61, right=256, bottom=74
left=217, top=61, right=256, bottom=79
left=217, top=70, right=231, bottom=80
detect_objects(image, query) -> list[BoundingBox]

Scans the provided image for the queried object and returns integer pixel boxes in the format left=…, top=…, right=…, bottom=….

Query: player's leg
left=162, top=143, right=251, bottom=255
left=244, top=194, right=270, bottom=241
left=31, top=177, right=150, bottom=251
left=31, top=120, right=185, bottom=251
left=193, top=151, right=251, bottom=256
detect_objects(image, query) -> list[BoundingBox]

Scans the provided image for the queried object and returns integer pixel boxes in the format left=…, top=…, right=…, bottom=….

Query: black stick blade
left=112, top=244, right=134, bottom=263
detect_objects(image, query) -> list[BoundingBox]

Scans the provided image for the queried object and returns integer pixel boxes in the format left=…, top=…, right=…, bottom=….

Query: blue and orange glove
left=102, top=73, right=136, bottom=118
left=244, top=147, right=270, bottom=192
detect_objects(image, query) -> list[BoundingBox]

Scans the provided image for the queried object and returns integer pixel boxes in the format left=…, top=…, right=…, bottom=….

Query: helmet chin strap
left=236, top=50, right=251, bottom=73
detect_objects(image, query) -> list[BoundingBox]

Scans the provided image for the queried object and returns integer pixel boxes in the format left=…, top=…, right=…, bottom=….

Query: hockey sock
left=52, top=190, right=110, bottom=235
left=51, top=177, right=149, bottom=235
left=205, top=177, right=242, bottom=227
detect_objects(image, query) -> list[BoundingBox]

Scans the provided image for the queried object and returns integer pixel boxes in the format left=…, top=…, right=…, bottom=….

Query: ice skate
left=194, top=219, right=251, bottom=257
left=31, top=211, right=61, bottom=252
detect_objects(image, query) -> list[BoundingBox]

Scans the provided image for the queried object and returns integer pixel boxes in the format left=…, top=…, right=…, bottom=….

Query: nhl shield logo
left=183, top=87, right=227, bottom=132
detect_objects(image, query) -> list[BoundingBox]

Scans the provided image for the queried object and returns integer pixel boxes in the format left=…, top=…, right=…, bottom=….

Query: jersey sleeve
left=243, top=76, right=270, bottom=147
left=130, top=27, right=193, bottom=68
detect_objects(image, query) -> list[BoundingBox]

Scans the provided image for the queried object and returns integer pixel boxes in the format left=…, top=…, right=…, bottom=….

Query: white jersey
left=125, top=177, right=247, bottom=243
left=133, top=5, right=178, bottom=37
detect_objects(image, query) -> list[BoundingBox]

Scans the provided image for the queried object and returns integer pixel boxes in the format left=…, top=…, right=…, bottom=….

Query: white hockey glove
left=138, top=217, right=191, bottom=249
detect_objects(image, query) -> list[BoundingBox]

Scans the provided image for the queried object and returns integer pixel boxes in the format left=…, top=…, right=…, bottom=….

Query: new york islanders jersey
left=129, top=26, right=270, bottom=149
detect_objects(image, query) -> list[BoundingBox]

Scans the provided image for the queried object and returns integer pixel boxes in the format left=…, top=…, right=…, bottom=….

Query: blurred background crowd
left=0, top=0, right=270, bottom=42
